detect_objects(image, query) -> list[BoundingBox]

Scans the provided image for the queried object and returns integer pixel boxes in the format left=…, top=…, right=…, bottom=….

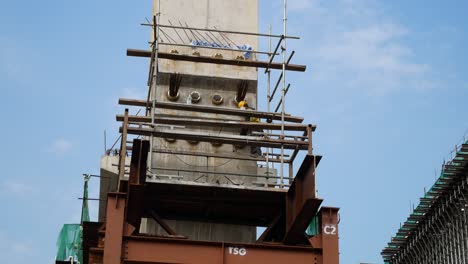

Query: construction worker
left=238, top=100, right=260, bottom=122
left=237, top=100, right=248, bottom=110
left=237, top=100, right=262, bottom=156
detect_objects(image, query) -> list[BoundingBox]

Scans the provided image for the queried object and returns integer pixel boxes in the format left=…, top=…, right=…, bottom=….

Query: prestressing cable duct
left=236, top=80, right=249, bottom=102
left=168, top=73, right=183, bottom=100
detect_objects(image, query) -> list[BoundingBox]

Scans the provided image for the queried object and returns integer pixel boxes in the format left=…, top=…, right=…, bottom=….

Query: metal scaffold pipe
left=266, top=24, right=272, bottom=179
left=280, top=0, right=288, bottom=187
left=148, top=9, right=161, bottom=177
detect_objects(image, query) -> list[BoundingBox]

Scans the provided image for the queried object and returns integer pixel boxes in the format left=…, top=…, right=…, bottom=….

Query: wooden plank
left=118, top=99, right=304, bottom=123
left=121, top=126, right=309, bottom=150
left=127, top=49, right=307, bottom=72
left=116, top=115, right=312, bottom=131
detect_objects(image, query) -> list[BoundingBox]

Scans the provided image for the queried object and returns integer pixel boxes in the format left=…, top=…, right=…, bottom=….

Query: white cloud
left=46, top=138, right=73, bottom=156
left=295, top=0, right=431, bottom=96
left=1, top=181, right=32, bottom=196
left=12, top=241, right=33, bottom=254
left=0, top=38, right=21, bottom=81
left=0, top=37, right=37, bottom=87
left=0, top=231, right=33, bottom=257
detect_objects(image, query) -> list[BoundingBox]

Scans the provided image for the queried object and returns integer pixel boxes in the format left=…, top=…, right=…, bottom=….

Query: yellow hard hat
left=238, top=100, right=247, bottom=108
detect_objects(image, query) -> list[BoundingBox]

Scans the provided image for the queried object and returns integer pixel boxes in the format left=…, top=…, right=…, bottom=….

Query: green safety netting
left=81, top=177, right=90, bottom=223
left=423, top=139, right=468, bottom=200
left=305, top=215, right=320, bottom=236
left=56, top=224, right=83, bottom=263
left=383, top=139, right=468, bottom=262
left=56, top=175, right=90, bottom=263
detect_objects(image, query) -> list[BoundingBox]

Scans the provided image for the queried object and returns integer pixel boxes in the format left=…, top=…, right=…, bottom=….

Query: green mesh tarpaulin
left=81, top=176, right=90, bottom=223
left=56, top=175, right=90, bottom=263
left=56, top=224, right=82, bottom=263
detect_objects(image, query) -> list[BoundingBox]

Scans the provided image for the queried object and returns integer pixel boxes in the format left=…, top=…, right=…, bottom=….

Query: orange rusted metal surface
left=82, top=139, right=340, bottom=264
left=102, top=193, right=126, bottom=264
left=124, top=237, right=322, bottom=264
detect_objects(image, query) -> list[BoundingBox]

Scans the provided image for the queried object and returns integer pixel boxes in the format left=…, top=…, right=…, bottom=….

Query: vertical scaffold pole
left=266, top=24, right=272, bottom=177
left=148, top=4, right=161, bottom=177
left=280, top=0, right=288, bottom=188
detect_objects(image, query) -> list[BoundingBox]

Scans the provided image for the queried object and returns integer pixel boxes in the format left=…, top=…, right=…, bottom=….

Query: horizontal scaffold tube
left=116, top=115, right=314, bottom=131
left=126, top=49, right=307, bottom=72
left=118, top=99, right=305, bottom=123
left=120, top=126, right=309, bottom=150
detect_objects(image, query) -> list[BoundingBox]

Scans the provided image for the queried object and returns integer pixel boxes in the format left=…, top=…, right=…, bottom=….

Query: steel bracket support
left=103, top=192, right=127, bottom=264
left=319, top=207, right=340, bottom=264
left=128, top=139, right=150, bottom=186
left=126, top=139, right=150, bottom=229
left=284, top=155, right=322, bottom=245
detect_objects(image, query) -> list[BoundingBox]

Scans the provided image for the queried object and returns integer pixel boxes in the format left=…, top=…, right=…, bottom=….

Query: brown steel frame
left=84, top=138, right=340, bottom=264
left=83, top=16, right=341, bottom=263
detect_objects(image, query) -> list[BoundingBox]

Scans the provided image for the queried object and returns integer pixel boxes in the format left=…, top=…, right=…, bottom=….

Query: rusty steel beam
left=103, top=193, right=127, bottom=264
left=128, top=139, right=149, bottom=186
left=309, top=207, right=340, bottom=264
left=322, top=207, right=340, bottom=264
left=116, top=115, right=312, bottom=131
left=123, top=236, right=322, bottom=264
left=257, top=214, right=281, bottom=243
left=284, top=155, right=321, bottom=245
left=127, top=49, right=307, bottom=72
left=284, top=198, right=322, bottom=245
left=130, top=180, right=286, bottom=226
left=125, top=139, right=150, bottom=229
left=118, top=99, right=304, bottom=123
left=121, top=126, right=309, bottom=150
left=147, top=209, right=178, bottom=236
left=118, top=109, right=129, bottom=181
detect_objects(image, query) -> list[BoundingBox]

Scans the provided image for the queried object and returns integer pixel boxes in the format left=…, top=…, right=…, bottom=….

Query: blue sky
left=0, top=0, right=467, bottom=263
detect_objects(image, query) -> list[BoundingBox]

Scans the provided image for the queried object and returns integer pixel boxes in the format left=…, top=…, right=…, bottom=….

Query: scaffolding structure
left=382, top=141, right=468, bottom=264
left=73, top=1, right=341, bottom=264
left=120, top=8, right=313, bottom=188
